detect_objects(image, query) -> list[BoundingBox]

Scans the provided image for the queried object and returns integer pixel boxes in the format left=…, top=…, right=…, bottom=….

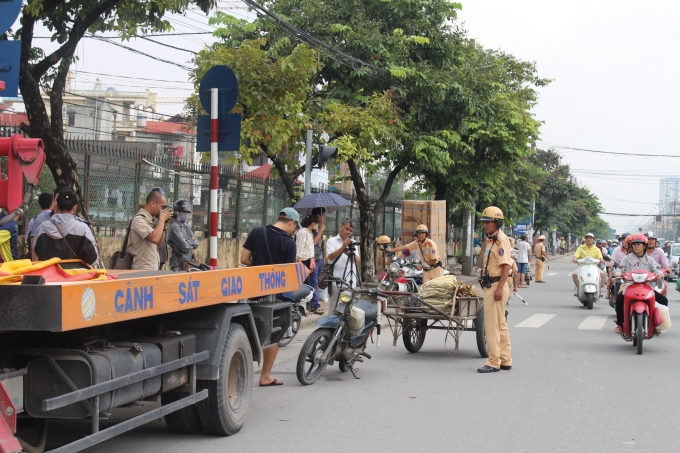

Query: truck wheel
left=197, top=323, right=253, bottom=436
left=475, top=307, right=489, bottom=358
left=402, top=319, right=426, bottom=353
left=162, top=391, right=203, bottom=434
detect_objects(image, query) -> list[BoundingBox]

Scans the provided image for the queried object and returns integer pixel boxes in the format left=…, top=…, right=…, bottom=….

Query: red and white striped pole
left=209, top=87, right=219, bottom=267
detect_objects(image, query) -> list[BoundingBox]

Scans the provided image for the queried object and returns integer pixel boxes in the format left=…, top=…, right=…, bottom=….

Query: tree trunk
left=347, top=159, right=402, bottom=283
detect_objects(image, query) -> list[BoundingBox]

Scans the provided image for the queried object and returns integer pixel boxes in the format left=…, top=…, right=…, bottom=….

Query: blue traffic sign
left=0, top=0, right=23, bottom=35
left=199, top=66, right=239, bottom=117
left=196, top=114, right=242, bottom=152
left=0, top=40, right=21, bottom=97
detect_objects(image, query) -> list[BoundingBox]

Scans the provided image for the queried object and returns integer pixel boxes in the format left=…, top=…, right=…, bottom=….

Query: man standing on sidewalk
left=477, top=206, right=512, bottom=374
left=515, top=235, right=531, bottom=288
left=534, top=235, right=550, bottom=283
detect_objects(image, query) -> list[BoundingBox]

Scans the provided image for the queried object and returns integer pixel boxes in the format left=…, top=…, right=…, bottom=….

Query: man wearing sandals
left=241, top=208, right=300, bottom=387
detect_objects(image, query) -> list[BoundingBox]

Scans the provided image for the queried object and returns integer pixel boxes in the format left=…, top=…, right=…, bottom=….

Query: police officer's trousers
left=535, top=259, right=545, bottom=281
left=483, top=282, right=512, bottom=369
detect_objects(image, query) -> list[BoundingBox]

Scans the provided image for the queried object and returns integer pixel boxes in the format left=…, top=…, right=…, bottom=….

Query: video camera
left=346, top=241, right=360, bottom=253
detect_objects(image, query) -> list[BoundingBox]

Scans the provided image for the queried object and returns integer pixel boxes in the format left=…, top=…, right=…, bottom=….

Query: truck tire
left=197, top=323, right=253, bottom=436
left=162, top=391, right=203, bottom=434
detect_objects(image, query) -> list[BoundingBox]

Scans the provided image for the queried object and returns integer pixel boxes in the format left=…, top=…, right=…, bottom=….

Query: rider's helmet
left=376, top=235, right=391, bottom=245
left=415, top=224, right=429, bottom=236
left=596, top=239, right=606, bottom=246
left=645, top=231, right=657, bottom=240
left=173, top=199, right=192, bottom=212
left=620, top=232, right=631, bottom=240
left=585, top=233, right=595, bottom=239
left=539, top=235, right=546, bottom=241
left=480, top=206, right=504, bottom=228
left=630, top=234, right=648, bottom=245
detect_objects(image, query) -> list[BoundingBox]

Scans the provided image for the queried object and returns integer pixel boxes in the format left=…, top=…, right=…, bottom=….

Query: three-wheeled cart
left=383, top=287, right=488, bottom=357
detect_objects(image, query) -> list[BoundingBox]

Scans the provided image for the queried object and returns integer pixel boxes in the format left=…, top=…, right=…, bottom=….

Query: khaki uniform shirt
left=406, top=238, right=443, bottom=279
left=480, top=230, right=513, bottom=277
left=534, top=242, right=546, bottom=259
left=127, top=209, right=160, bottom=271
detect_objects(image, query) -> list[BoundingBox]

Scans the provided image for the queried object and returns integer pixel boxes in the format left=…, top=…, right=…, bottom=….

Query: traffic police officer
left=390, top=224, right=444, bottom=282
left=477, top=206, right=513, bottom=373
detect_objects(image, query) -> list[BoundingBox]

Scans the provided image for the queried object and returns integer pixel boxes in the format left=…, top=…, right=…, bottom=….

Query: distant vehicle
left=667, top=242, right=679, bottom=282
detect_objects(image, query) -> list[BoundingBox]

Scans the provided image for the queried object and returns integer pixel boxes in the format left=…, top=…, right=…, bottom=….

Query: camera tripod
left=339, top=245, right=363, bottom=290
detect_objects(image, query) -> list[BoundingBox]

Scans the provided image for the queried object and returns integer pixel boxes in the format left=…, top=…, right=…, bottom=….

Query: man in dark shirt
left=241, top=207, right=300, bottom=386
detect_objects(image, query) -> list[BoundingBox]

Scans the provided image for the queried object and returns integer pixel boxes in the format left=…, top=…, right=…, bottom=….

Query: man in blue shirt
left=241, top=207, right=300, bottom=386
left=0, top=215, right=19, bottom=260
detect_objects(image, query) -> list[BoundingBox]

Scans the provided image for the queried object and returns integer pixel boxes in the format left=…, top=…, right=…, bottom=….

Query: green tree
left=13, top=0, right=213, bottom=218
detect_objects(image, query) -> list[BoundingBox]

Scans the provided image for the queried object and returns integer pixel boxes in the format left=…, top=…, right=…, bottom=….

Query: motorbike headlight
left=632, top=273, right=647, bottom=283
left=585, top=257, right=594, bottom=264
left=388, top=262, right=400, bottom=274
left=340, top=291, right=352, bottom=303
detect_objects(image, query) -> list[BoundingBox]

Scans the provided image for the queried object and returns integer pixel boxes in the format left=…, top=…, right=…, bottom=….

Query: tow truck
left=0, top=134, right=304, bottom=452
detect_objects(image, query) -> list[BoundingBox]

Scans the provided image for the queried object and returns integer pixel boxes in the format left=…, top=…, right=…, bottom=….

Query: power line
left=538, top=141, right=680, bottom=159
left=62, top=91, right=186, bottom=120
left=33, top=32, right=213, bottom=39
left=70, top=70, right=193, bottom=84
left=88, top=35, right=193, bottom=71
left=138, top=36, right=198, bottom=54
left=602, top=213, right=680, bottom=217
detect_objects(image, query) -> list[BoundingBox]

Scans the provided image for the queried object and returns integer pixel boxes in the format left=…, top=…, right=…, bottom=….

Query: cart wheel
left=475, top=307, right=489, bottom=358
left=402, top=319, right=427, bottom=353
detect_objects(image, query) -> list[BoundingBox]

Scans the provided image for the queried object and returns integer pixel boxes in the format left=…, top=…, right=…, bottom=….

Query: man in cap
left=571, top=233, right=604, bottom=291
left=240, top=207, right=301, bottom=387
left=476, top=206, right=512, bottom=373
left=390, top=224, right=444, bottom=283
left=534, top=235, right=550, bottom=283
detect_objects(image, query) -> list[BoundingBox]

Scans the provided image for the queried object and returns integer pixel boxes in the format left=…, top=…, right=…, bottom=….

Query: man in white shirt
left=515, top=235, right=532, bottom=288
left=326, top=218, right=361, bottom=312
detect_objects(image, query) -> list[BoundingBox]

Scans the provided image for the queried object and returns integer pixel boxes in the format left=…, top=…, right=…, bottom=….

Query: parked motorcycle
left=296, top=278, right=383, bottom=385
left=617, top=270, right=663, bottom=354
left=576, top=256, right=601, bottom=309
left=279, top=284, right=314, bottom=347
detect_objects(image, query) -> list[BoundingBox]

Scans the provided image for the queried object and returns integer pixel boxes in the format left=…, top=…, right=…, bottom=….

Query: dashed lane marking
left=545, top=272, right=558, bottom=276
left=515, top=314, right=556, bottom=328
left=578, top=316, right=609, bottom=330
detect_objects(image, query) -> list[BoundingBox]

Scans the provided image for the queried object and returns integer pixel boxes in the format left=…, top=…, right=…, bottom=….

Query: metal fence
left=23, top=138, right=402, bottom=239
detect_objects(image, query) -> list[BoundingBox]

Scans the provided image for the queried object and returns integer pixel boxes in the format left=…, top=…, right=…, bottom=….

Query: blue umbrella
left=293, top=192, right=352, bottom=214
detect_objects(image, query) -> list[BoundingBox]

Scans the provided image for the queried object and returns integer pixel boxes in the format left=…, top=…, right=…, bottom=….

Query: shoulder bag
left=109, top=214, right=144, bottom=270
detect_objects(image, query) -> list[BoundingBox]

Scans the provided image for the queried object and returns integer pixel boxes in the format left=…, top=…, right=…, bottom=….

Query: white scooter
left=576, top=256, right=601, bottom=310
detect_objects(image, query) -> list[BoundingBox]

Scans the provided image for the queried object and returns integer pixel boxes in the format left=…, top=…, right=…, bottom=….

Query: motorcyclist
left=613, top=234, right=668, bottom=334
left=644, top=232, right=670, bottom=273
left=610, top=232, right=630, bottom=263
left=595, top=239, right=610, bottom=288
left=571, top=233, right=604, bottom=293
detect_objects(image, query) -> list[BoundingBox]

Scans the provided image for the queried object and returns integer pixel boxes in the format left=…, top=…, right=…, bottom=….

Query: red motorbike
left=621, top=270, right=663, bottom=354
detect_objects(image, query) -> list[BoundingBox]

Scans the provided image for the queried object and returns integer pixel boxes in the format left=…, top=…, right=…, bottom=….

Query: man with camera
left=477, top=206, right=513, bottom=374
left=390, top=224, right=443, bottom=283
left=326, top=219, right=361, bottom=312
left=127, top=188, right=173, bottom=270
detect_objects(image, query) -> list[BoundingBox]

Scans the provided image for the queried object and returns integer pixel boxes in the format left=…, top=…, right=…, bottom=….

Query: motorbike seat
left=290, top=285, right=313, bottom=304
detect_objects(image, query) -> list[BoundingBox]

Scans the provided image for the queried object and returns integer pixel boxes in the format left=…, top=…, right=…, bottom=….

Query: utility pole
left=462, top=202, right=473, bottom=275
left=304, top=129, right=313, bottom=196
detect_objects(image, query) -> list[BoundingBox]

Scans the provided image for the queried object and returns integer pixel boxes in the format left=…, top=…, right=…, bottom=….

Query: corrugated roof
left=138, top=121, right=193, bottom=135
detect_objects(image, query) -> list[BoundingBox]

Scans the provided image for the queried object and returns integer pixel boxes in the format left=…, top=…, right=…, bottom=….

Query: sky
left=5, top=1, right=680, bottom=235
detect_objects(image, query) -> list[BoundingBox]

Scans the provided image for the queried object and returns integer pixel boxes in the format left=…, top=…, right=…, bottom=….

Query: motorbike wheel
left=297, top=328, right=334, bottom=385
left=402, top=319, right=427, bottom=353
left=586, top=293, right=594, bottom=310
left=279, top=311, right=301, bottom=348
left=636, top=312, right=645, bottom=355
left=475, top=307, right=489, bottom=358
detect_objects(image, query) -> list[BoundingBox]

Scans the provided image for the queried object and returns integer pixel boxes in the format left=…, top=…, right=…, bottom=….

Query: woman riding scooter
left=613, top=234, right=668, bottom=334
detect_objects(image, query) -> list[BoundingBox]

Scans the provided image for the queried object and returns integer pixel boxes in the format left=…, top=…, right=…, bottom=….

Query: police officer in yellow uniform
left=477, top=206, right=513, bottom=373
left=390, top=224, right=444, bottom=283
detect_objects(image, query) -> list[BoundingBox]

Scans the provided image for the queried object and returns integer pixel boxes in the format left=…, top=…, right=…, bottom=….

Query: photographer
left=326, top=219, right=361, bottom=312
left=127, top=188, right=172, bottom=271
left=167, top=200, right=199, bottom=271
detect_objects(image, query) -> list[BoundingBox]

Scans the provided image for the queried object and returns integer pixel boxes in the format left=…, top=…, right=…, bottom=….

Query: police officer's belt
left=431, top=261, right=442, bottom=269
left=488, top=276, right=501, bottom=283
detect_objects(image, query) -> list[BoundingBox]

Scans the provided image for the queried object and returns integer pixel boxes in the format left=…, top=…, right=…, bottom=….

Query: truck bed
left=0, top=263, right=308, bottom=332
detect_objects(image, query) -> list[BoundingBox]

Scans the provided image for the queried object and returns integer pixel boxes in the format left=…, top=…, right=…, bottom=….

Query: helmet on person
left=377, top=235, right=391, bottom=245
left=645, top=231, right=657, bottom=240
left=596, top=239, right=605, bottom=245
left=620, top=232, right=631, bottom=240
left=173, top=199, right=192, bottom=212
left=585, top=233, right=595, bottom=239
left=480, top=206, right=504, bottom=228
left=630, top=234, right=648, bottom=245
left=539, top=235, right=546, bottom=241
left=415, top=224, right=429, bottom=235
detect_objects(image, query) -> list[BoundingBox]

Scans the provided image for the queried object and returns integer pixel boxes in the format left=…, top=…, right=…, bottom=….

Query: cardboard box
left=402, top=200, right=447, bottom=265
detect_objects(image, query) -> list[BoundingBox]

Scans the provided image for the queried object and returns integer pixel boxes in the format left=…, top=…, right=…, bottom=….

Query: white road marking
left=545, top=272, right=558, bottom=276
left=515, top=314, right=556, bottom=328
left=578, top=316, right=609, bottom=330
